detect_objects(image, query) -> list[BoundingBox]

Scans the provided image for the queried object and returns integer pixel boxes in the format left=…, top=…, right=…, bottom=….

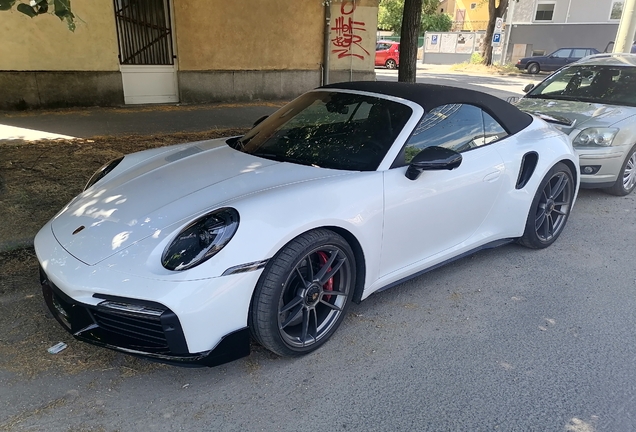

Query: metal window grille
left=113, top=0, right=174, bottom=65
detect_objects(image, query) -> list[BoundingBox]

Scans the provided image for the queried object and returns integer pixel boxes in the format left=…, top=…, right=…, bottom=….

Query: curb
left=0, top=237, right=34, bottom=254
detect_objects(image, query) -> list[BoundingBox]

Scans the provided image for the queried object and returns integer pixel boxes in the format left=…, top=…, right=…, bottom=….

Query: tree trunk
left=398, top=0, right=423, bottom=83
left=481, top=0, right=509, bottom=66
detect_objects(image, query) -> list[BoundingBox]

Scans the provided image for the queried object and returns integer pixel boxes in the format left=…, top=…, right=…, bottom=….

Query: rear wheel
left=519, top=162, right=574, bottom=249
left=249, top=229, right=355, bottom=357
left=605, top=146, right=636, bottom=196
left=527, top=63, right=540, bottom=74
left=385, top=59, right=397, bottom=69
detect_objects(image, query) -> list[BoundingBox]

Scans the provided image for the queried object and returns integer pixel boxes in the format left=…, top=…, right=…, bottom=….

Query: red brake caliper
left=317, top=251, right=333, bottom=301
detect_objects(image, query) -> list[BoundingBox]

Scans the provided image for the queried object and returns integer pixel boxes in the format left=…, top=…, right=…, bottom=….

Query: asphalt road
left=3, top=191, right=634, bottom=432
left=375, top=67, right=537, bottom=99
left=2, top=72, right=635, bottom=432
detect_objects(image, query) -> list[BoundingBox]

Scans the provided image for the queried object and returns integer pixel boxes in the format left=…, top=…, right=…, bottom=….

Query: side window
left=482, top=112, right=508, bottom=144
left=553, top=49, right=571, bottom=58
left=571, top=49, right=587, bottom=58
left=403, top=104, right=485, bottom=163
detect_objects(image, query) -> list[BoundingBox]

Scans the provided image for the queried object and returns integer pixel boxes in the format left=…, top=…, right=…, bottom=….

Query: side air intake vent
left=516, top=152, right=538, bottom=189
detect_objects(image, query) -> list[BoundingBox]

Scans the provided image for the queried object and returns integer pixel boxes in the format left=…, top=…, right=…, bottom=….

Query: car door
left=567, top=48, right=587, bottom=65
left=544, top=49, right=571, bottom=71
left=375, top=43, right=390, bottom=66
left=380, top=104, right=506, bottom=277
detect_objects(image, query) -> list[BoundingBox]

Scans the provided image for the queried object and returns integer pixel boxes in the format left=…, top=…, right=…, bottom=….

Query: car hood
left=516, top=98, right=632, bottom=134
left=51, top=139, right=345, bottom=265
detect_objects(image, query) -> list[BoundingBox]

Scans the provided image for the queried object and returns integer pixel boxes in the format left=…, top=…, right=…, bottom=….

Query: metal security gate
left=114, top=0, right=178, bottom=104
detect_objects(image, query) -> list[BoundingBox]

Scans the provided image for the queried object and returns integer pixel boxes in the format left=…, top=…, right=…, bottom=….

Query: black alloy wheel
left=519, top=162, right=574, bottom=249
left=249, top=229, right=355, bottom=357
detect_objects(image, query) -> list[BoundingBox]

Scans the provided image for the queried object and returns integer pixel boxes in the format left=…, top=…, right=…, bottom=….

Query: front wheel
left=249, top=229, right=356, bottom=357
left=605, top=146, right=636, bottom=196
left=518, top=162, right=574, bottom=249
left=385, top=59, right=397, bottom=69
left=527, top=63, right=540, bottom=74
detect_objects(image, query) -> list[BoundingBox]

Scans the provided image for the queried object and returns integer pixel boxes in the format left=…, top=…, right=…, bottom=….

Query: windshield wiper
left=530, top=112, right=576, bottom=127
left=527, top=94, right=586, bottom=102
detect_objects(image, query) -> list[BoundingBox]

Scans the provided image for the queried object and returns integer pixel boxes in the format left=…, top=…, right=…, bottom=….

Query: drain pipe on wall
left=323, top=0, right=331, bottom=85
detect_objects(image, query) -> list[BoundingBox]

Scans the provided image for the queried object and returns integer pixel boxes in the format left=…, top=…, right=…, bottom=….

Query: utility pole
left=502, top=0, right=516, bottom=64
left=613, top=0, right=636, bottom=53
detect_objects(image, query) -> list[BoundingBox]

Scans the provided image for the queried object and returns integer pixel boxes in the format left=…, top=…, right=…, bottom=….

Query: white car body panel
left=35, top=85, right=579, bottom=363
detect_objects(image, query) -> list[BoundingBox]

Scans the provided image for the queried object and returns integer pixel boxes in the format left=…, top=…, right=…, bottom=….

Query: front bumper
left=576, top=144, right=631, bottom=187
left=40, top=268, right=250, bottom=366
left=35, top=221, right=263, bottom=366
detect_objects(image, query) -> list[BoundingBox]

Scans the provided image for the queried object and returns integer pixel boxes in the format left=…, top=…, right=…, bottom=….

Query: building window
left=534, top=2, right=555, bottom=21
left=470, top=3, right=477, bottom=9
left=610, top=1, right=623, bottom=20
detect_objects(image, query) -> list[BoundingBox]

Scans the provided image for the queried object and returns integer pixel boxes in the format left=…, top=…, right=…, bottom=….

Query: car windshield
left=526, top=64, right=636, bottom=107
left=230, top=91, right=413, bottom=171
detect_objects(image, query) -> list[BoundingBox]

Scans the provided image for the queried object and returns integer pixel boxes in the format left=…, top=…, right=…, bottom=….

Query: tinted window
left=376, top=43, right=391, bottom=51
left=483, top=112, right=508, bottom=143
left=234, top=92, right=413, bottom=171
left=402, top=104, right=485, bottom=163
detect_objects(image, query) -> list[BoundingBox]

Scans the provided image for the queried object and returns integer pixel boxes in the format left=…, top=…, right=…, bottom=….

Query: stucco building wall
left=0, top=0, right=378, bottom=109
left=0, top=0, right=123, bottom=108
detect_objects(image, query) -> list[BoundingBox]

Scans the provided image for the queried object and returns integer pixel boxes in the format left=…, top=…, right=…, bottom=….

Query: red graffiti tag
left=331, top=1, right=369, bottom=60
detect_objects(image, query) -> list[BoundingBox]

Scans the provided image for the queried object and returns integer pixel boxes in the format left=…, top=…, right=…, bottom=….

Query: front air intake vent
left=91, top=308, right=169, bottom=350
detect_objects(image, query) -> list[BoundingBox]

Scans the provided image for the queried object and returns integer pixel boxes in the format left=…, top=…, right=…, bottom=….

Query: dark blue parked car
left=515, top=48, right=600, bottom=74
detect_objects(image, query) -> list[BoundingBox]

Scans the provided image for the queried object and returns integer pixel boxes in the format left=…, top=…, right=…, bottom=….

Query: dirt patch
left=0, top=128, right=248, bottom=248
left=0, top=129, right=247, bottom=378
left=0, top=248, right=171, bottom=379
left=450, top=62, right=523, bottom=76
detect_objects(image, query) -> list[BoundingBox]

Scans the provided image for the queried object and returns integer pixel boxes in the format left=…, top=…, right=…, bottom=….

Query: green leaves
left=54, top=0, right=75, bottom=31
left=379, top=0, right=452, bottom=34
left=3, top=0, right=75, bottom=31
left=16, top=3, right=37, bottom=17
left=0, top=0, right=16, bottom=11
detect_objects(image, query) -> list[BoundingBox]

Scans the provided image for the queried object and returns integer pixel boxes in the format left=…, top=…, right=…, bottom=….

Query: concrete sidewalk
left=0, top=101, right=285, bottom=141
left=0, top=65, right=534, bottom=141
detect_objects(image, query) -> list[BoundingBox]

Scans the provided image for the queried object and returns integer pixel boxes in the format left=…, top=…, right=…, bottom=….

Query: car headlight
left=84, top=157, right=124, bottom=191
left=572, top=128, right=618, bottom=147
left=161, top=208, right=240, bottom=271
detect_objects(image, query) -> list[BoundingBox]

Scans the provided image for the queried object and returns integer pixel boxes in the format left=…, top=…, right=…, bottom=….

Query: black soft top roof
left=321, top=81, right=532, bottom=135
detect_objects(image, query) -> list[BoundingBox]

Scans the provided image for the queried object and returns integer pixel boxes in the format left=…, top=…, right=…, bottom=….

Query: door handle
left=483, top=171, right=501, bottom=182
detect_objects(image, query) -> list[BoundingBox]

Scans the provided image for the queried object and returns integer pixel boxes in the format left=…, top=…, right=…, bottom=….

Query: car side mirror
left=523, top=83, right=535, bottom=93
left=253, top=115, right=268, bottom=127
left=405, top=146, right=462, bottom=181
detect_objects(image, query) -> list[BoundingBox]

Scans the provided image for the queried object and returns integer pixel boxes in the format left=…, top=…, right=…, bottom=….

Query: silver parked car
left=515, top=54, right=636, bottom=195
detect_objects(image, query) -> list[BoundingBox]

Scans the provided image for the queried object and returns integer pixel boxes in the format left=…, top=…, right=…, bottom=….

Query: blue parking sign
left=431, top=35, right=438, bottom=44
left=492, top=32, right=502, bottom=46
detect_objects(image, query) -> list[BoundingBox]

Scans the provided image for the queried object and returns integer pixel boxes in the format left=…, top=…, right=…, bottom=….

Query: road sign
left=495, top=17, right=503, bottom=31
left=431, top=35, right=438, bottom=44
left=492, top=32, right=502, bottom=46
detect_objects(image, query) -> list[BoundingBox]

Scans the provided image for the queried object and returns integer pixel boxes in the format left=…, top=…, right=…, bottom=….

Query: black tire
left=385, top=59, right=397, bottom=69
left=519, top=162, right=574, bottom=249
left=605, top=145, right=636, bottom=196
left=249, top=229, right=356, bottom=357
left=527, top=63, right=540, bottom=74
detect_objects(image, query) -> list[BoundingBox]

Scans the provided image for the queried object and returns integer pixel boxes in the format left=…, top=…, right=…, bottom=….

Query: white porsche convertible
left=35, top=82, right=579, bottom=366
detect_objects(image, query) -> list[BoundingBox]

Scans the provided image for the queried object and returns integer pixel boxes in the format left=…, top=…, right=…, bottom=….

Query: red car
left=375, top=40, right=399, bottom=69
